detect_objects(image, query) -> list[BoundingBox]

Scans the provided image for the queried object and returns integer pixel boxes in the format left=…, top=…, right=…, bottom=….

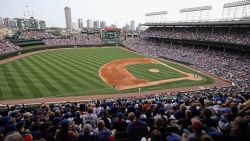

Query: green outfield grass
left=0, top=47, right=214, bottom=100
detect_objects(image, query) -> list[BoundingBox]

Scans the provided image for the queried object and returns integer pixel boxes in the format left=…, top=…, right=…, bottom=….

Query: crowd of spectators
left=0, top=86, right=249, bottom=141
left=19, top=30, right=53, bottom=40
left=0, top=40, right=22, bottom=55
left=44, top=34, right=102, bottom=46
left=123, top=37, right=250, bottom=90
left=143, top=27, right=250, bottom=45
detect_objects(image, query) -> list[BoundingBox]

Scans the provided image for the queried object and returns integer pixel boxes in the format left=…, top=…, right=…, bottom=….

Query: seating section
left=0, top=86, right=249, bottom=141
left=143, top=27, right=250, bottom=45
left=0, top=40, right=22, bottom=55
left=44, top=34, right=102, bottom=46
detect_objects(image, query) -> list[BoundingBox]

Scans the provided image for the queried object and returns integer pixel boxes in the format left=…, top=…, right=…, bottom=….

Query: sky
left=0, top=0, right=241, bottom=28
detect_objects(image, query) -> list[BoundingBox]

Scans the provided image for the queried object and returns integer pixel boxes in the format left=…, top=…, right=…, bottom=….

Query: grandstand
left=142, top=20, right=250, bottom=51
left=0, top=0, right=249, bottom=141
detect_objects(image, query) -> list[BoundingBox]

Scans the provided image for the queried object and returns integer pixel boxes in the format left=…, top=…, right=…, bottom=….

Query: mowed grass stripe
left=51, top=50, right=104, bottom=68
left=20, top=58, right=61, bottom=96
left=0, top=67, right=5, bottom=98
left=35, top=53, right=99, bottom=90
left=9, top=62, right=43, bottom=98
left=1, top=65, right=24, bottom=99
left=53, top=49, right=131, bottom=67
left=7, top=62, right=35, bottom=94
left=46, top=50, right=103, bottom=72
left=55, top=48, right=141, bottom=63
left=52, top=52, right=107, bottom=79
left=18, top=59, right=61, bottom=96
left=14, top=60, right=50, bottom=93
left=28, top=56, right=77, bottom=92
left=40, top=51, right=108, bottom=89
left=0, top=67, right=9, bottom=98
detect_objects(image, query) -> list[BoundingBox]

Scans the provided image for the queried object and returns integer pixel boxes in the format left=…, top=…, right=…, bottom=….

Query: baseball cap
left=24, top=112, right=32, bottom=117
left=191, top=118, right=203, bottom=131
left=218, top=118, right=230, bottom=131
left=220, top=107, right=231, bottom=114
left=61, top=119, right=70, bottom=129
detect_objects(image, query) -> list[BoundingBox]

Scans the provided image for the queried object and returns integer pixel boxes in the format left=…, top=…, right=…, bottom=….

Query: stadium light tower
left=179, top=6, right=212, bottom=22
left=222, top=0, right=250, bottom=20
left=24, top=5, right=31, bottom=18
left=145, top=11, right=168, bottom=23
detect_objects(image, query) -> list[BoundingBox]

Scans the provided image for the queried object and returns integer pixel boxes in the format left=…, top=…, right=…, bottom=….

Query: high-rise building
left=78, top=18, right=83, bottom=29
left=3, top=18, right=9, bottom=28
left=30, top=17, right=39, bottom=29
left=124, top=24, right=130, bottom=32
left=9, top=19, right=17, bottom=28
left=111, top=24, right=116, bottom=29
left=39, top=21, right=46, bottom=29
left=100, top=21, right=106, bottom=29
left=15, top=18, right=46, bottom=29
left=64, top=7, right=72, bottom=29
left=130, top=20, right=135, bottom=32
left=0, top=17, right=3, bottom=28
left=93, top=20, right=99, bottom=29
left=87, top=19, right=92, bottom=28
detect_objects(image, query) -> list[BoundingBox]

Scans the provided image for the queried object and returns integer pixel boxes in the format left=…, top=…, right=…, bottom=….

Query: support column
left=229, top=26, right=232, bottom=34
left=207, top=45, right=210, bottom=51
left=242, top=5, right=247, bottom=17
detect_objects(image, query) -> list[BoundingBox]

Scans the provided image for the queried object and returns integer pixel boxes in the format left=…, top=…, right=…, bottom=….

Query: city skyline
left=0, top=0, right=242, bottom=28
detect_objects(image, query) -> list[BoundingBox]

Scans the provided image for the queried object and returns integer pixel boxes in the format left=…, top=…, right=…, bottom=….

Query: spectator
left=208, top=117, right=234, bottom=141
left=78, top=124, right=94, bottom=141
left=112, top=112, right=127, bottom=132
left=4, top=132, right=23, bottom=141
left=93, top=120, right=112, bottom=141
left=100, top=110, right=112, bottom=130
left=182, top=118, right=204, bottom=141
left=127, top=111, right=148, bottom=141
left=82, top=107, right=98, bottom=129
left=55, top=119, right=78, bottom=141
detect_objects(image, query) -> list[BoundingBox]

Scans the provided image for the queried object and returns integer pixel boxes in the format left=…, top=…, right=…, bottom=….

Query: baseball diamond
left=0, top=47, right=229, bottom=101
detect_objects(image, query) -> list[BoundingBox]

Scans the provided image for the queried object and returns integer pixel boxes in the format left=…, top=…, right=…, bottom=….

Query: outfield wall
left=0, top=44, right=116, bottom=60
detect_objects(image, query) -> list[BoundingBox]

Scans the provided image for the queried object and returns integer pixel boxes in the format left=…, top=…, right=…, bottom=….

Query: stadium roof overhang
left=142, top=19, right=250, bottom=27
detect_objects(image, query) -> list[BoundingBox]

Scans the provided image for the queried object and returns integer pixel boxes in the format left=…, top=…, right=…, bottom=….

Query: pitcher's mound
left=149, top=69, right=160, bottom=73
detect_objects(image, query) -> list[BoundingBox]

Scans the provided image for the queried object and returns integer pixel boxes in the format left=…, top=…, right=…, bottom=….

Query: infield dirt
left=99, top=58, right=202, bottom=90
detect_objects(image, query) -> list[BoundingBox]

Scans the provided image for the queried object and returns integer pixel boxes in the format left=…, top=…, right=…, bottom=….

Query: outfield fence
left=0, top=44, right=116, bottom=60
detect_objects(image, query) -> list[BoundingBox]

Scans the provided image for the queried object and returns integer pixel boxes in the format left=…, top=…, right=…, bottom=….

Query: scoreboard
left=101, top=27, right=121, bottom=45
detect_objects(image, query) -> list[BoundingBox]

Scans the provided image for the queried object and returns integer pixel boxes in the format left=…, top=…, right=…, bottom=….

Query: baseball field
left=0, top=47, right=216, bottom=100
